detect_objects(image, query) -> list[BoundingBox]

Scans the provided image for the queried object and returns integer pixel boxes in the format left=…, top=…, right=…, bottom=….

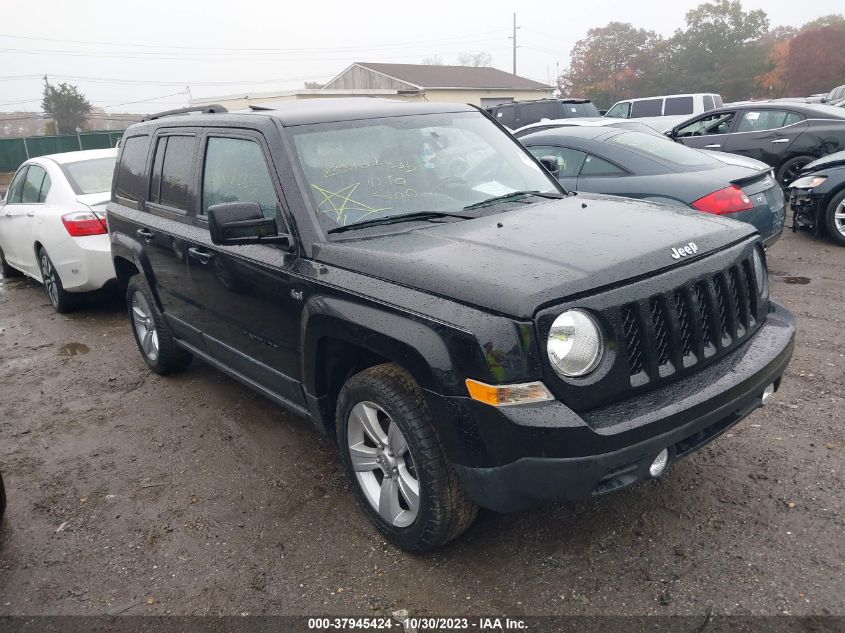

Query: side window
left=676, top=112, right=735, bottom=137
left=5, top=166, right=29, bottom=204
left=202, top=137, right=279, bottom=219
left=713, top=95, right=724, bottom=108
left=526, top=145, right=587, bottom=178
left=703, top=95, right=715, bottom=112
left=149, top=135, right=194, bottom=211
left=606, top=102, right=631, bottom=118
left=664, top=96, right=694, bottom=116
left=115, top=135, right=151, bottom=204
left=21, top=165, right=47, bottom=203
left=37, top=173, right=51, bottom=203
left=580, top=154, right=626, bottom=176
left=737, top=110, right=803, bottom=133
left=631, top=99, right=663, bottom=117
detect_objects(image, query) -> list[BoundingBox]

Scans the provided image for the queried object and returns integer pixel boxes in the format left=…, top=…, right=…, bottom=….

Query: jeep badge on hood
left=671, top=242, right=698, bottom=260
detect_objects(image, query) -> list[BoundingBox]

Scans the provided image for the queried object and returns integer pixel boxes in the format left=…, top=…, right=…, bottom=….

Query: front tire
left=38, top=247, right=75, bottom=313
left=0, top=246, right=21, bottom=278
left=336, top=364, right=478, bottom=553
left=126, top=274, right=192, bottom=375
left=823, top=190, right=845, bottom=246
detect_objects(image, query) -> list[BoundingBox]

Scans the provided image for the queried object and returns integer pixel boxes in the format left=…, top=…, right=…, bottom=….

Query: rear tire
left=0, top=246, right=21, bottom=278
left=776, top=155, right=814, bottom=188
left=823, top=190, right=845, bottom=246
left=126, top=274, right=192, bottom=375
left=38, top=247, right=76, bottom=313
left=336, top=363, right=478, bottom=553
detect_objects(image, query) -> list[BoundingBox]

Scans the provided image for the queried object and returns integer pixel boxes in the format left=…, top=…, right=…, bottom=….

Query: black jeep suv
left=108, top=99, right=795, bottom=552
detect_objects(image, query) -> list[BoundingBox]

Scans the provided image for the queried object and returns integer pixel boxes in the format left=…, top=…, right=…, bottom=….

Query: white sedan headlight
left=547, top=309, right=604, bottom=377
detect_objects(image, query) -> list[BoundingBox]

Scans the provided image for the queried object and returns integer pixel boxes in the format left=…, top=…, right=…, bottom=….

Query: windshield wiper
left=327, top=211, right=473, bottom=235
left=462, top=190, right=564, bottom=211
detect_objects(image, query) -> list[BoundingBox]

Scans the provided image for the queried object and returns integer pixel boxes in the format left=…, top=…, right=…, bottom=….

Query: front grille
left=620, top=255, right=762, bottom=386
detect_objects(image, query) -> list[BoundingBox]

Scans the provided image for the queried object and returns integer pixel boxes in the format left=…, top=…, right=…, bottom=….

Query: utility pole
left=511, top=13, right=520, bottom=75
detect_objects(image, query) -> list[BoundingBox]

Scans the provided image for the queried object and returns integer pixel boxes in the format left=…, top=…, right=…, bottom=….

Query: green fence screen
left=0, top=131, right=125, bottom=172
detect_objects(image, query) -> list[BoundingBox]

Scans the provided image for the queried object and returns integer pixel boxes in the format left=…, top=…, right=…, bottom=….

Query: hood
left=703, top=150, right=769, bottom=171
left=314, top=193, right=755, bottom=318
left=803, top=150, right=845, bottom=173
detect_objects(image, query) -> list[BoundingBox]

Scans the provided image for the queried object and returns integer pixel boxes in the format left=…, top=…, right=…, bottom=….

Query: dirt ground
left=0, top=228, right=842, bottom=618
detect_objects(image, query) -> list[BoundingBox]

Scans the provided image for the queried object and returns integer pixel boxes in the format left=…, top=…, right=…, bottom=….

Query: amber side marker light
left=465, top=378, right=554, bottom=407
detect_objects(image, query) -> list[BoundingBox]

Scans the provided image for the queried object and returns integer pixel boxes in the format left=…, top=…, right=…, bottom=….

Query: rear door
left=722, top=109, right=808, bottom=165
left=2, top=165, right=50, bottom=276
left=179, top=129, right=305, bottom=410
left=674, top=110, right=738, bottom=151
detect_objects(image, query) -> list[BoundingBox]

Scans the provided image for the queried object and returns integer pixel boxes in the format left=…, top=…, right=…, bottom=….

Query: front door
left=181, top=130, right=305, bottom=410
left=673, top=110, right=737, bottom=152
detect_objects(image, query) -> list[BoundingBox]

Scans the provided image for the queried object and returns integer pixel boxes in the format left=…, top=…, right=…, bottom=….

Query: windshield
left=288, top=111, right=560, bottom=236
left=63, top=157, right=117, bottom=194
left=608, top=130, right=717, bottom=167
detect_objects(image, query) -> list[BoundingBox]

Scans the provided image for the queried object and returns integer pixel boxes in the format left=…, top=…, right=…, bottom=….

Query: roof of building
left=334, top=63, right=553, bottom=91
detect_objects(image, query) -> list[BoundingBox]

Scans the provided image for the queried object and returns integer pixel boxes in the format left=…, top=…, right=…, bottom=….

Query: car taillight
left=691, top=186, right=754, bottom=215
left=61, top=211, right=108, bottom=237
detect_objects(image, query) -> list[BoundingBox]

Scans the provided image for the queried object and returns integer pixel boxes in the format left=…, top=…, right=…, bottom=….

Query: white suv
left=605, top=93, right=723, bottom=119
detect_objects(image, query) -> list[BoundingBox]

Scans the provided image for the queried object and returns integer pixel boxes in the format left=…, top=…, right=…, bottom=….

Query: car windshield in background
left=608, top=131, right=716, bottom=166
left=289, top=111, right=559, bottom=236
left=63, top=157, right=117, bottom=194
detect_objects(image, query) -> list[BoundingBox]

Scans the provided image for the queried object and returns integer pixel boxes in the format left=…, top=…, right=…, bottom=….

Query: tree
left=303, top=81, right=324, bottom=89
left=421, top=55, right=444, bottom=66
left=558, top=22, right=662, bottom=107
left=457, top=51, right=493, bottom=67
left=41, top=77, right=91, bottom=134
left=668, top=0, right=770, bottom=101
left=782, top=26, right=845, bottom=96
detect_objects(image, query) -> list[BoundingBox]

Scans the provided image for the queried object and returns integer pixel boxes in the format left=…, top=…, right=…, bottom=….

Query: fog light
left=649, top=448, right=669, bottom=478
left=761, top=383, right=776, bottom=405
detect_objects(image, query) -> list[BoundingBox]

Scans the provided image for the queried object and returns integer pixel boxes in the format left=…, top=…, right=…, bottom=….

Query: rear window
left=114, top=135, right=151, bottom=204
left=664, top=96, right=694, bottom=116
left=64, top=157, right=117, bottom=194
left=609, top=130, right=716, bottom=167
left=630, top=99, right=663, bottom=117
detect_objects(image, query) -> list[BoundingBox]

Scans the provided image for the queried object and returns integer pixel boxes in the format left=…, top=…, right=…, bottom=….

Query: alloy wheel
left=131, top=291, right=160, bottom=362
left=40, top=254, right=59, bottom=307
left=347, top=401, right=420, bottom=528
left=834, top=200, right=845, bottom=238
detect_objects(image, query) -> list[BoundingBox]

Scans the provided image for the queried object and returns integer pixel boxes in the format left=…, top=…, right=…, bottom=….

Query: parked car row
left=0, top=99, right=796, bottom=553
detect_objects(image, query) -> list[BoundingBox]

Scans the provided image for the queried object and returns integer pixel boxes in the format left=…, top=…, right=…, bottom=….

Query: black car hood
left=803, top=150, right=845, bottom=172
left=313, top=194, right=755, bottom=318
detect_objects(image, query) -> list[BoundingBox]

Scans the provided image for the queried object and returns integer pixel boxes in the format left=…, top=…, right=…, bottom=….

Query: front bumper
left=450, top=301, right=795, bottom=512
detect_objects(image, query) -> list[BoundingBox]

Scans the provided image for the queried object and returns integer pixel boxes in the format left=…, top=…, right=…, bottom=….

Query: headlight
left=547, top=309, right=604, bottom=377
left=752, top=246, right=769, bottom=299
left=789, top=175, right=827, bottom=189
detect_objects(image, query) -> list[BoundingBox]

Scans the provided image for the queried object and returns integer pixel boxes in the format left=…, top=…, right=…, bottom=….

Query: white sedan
left=0, top=148, right=117, bottom=312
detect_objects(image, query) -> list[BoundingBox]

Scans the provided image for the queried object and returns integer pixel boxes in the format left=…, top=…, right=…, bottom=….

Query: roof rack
left=142, top=104, right=228, bottom=121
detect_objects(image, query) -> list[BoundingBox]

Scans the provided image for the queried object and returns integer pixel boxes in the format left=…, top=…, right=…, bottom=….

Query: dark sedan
left=788, top=150, right=845, bottom=246
left=667, top=103, right=845, bottom=186
left=520, top=126, right=785, bottom=246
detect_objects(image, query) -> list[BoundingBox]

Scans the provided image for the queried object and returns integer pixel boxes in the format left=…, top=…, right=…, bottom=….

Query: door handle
left=705, top=144, right=721, bottom=149
left=136, top=228, right=154, bottom=242
left=3, top=211, right=11, bottom=217
left=188, top=247, right=214, bottom=264
left=26, top=211, right=35, bottom=217
left=771, top=138, right=790, bottom=144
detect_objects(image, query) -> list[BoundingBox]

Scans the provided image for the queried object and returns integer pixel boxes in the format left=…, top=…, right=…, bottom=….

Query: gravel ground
left=0, top=228, right=842, bottom=617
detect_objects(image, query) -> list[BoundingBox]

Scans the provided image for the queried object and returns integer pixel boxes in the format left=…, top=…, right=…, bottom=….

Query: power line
left=0, top=30, right=508, bottom=54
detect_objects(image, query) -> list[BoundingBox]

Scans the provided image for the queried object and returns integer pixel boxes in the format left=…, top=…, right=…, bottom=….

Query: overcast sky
left=0, top=0, right=841, bottom=115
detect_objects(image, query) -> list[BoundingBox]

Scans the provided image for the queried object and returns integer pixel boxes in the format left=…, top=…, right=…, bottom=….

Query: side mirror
left=207, top=202, right=295, bottom=250
left=538, top=156, right=560, bottom=177
left=598, top=110, right=608, bottom=116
